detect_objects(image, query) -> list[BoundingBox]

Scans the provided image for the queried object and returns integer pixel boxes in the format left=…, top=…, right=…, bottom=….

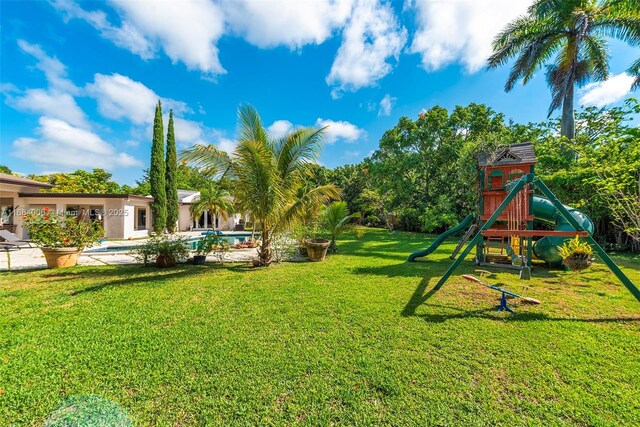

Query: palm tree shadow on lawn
left=23, top=263, right=255, bottom=296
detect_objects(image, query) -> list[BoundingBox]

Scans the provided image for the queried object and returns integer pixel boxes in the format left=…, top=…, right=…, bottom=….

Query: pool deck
left=0, top=232, right=260, bottom=271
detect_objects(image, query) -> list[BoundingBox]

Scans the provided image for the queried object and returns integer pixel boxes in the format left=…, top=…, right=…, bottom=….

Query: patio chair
left=0, top=229, right=36, bottom=248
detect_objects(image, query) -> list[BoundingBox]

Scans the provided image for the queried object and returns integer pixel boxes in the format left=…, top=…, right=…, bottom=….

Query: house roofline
left=18, top=192, right=154, bottom=202
left=0, top=174, right=54, bottom=189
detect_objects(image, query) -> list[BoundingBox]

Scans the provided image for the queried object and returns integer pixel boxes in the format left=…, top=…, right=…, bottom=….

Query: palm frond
left=582, top=35, right=610, bottom=82
left=629, top=57, right=640, bottom=90
left=237, top=104, right=269, bottom=147
left=591, top=11, right=640, bottom=46
left=275, top=126, right=325, bottom=182
left=189, top=183, right=234, bottom=222
left=179, top=144, right=232, bottom=178
left=279, top=185, right=341, bottom=230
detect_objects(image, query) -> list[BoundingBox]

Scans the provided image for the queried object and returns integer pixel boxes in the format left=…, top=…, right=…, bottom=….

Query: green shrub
left=133, top=235, right=189, bottom=266
left=397, top=207, right=422, bottom=232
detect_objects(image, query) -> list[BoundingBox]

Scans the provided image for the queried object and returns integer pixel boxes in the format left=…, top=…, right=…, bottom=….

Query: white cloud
left=267, top=120, right=294, bottom=139
left=51, top=0, right=155, bottom=59
left=17, top=39, right=80, bottom=94
left=87, top=73, right=189, bottom=125
left=173, top=117, right=208, bottom=147
left=7, top=40, right=90, bottom=128
left=217, top=137, right=237, bottom=154
left=5, top=89, right=90, bottom=129
left=327, top=0, right=407, bottom=97
left=12, top=117, right=143, bottom=169
left=579, top=73, right=636, bottom=107
left=344, top=150, right=361, bottom=157
left=87, top=73, right=157, bottom=125
left=316, top=118, right=365, bottom=143
left=378, top=94, right=396, bottom=116
left=52, top=0, right=226, bottom=76
left=410, top=0, right=529, bottom=73
left=224, top=0, right=354, bottom=49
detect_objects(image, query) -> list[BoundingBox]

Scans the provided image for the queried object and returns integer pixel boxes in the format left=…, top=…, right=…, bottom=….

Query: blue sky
left=1, top=0, right=638, bottom=185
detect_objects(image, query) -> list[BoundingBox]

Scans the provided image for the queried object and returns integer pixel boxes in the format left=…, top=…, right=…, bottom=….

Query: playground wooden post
left=434, top=174, right=533, bottom=290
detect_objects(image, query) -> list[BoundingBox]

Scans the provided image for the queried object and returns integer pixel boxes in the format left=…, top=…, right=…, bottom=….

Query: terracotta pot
left=305, top=239, right=330, bottom=262
left=41, top=247, right=82, bottom=268
left=156, top=254, right=176, bottom=268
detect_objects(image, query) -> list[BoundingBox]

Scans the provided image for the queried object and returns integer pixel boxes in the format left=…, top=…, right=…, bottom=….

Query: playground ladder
left=450, top=224, right=477, bottom=260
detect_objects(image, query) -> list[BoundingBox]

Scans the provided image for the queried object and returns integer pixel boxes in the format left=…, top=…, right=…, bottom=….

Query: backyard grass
left=1, top=229, right=639, bottom=426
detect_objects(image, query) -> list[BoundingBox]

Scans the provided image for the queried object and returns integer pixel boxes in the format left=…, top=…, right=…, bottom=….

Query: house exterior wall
left=15, top=196, right=152, bottom=240
left=123, top=200, right=151, bottom=239
left=178, top=204, right=192, bottom=231
left=0, top=182, right=49, bottom=238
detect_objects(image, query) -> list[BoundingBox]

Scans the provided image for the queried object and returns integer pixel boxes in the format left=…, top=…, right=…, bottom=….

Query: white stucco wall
left=123, top=200, right=151, bottom=239
left=178, top=204, right=192, bottom=231
left=15, top=196, right=152, bottom=240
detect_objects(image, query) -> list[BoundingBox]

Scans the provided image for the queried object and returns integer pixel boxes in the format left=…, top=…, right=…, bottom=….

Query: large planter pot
left=305, top=239, right=330, bottom=262
left=41, top=247, right=82, bottom=268
left=193, top=254, right=207, bottom=265
left=156, top=255, right=176, bottom=268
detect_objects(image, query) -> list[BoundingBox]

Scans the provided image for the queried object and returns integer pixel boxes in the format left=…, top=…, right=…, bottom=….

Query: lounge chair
left=0, top=229, right=36, bottom=248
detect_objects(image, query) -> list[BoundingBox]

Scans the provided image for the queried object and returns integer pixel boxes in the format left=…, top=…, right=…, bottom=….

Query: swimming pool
left=84, top=232, right=254, bottom=253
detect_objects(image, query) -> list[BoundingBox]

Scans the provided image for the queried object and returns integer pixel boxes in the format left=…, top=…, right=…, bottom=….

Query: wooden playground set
left=408, top=143, right=640, bottom=309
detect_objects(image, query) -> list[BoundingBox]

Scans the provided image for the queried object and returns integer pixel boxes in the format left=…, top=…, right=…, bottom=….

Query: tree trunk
left=561, top=84, right=575, bottom=140
left=258, top=223, right=271, bottom=266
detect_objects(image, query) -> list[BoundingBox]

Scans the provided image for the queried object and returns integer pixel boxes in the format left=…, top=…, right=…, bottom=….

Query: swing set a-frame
left=433, top=172, right=640, bottom=303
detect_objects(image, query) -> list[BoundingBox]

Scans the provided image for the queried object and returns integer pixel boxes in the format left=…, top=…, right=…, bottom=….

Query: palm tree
left=488, top=0, right=640, bottom=139
left=630, top=57, right=640, bottom=90
left=189, top=183, right=234, bottom=230
left=320, top=201, right=360, bottom=253
left=181, top=105, right=340, bottom=265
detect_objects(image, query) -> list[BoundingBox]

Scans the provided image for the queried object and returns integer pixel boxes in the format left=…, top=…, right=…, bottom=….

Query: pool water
left=84, top=233, right=253, bottom=253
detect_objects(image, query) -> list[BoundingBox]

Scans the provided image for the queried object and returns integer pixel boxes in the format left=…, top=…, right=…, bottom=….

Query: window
left=135, top=207, right=147, bottom=230
left=66, top=205, right=80, bottom=218
left=488, top=170, right=504, bottom=189
left=508, top=169, right=525, bottom=182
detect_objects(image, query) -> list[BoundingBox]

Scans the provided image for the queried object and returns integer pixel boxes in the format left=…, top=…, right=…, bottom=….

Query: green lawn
left=2, top=229, right=640, bottom=426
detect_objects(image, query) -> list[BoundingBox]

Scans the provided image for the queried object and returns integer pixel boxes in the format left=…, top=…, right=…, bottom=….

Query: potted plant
left=22, top=208, right=103, bottom=268
left=305, top=238, right=330, bottom=262
left=134, top=235, right=189, bottom=268
left=319, top=201, right=360, bottom=254
left=559, top=235, right=593, bottom=271
left=193, top=233, right=221, bottom=265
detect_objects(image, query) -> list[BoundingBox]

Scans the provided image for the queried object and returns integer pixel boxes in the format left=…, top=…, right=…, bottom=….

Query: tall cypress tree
left=150, top=100, right=166, bottom=233
left=165, top=110, right=179, bottom=232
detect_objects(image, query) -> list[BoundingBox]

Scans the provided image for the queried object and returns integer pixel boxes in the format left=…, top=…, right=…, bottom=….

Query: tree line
left=4, top=98, right=638, bottom=252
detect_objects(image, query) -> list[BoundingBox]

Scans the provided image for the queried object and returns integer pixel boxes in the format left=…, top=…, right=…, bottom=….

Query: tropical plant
left=320, top=201, right=360, bottom=253
left=181, top=104, right=340, bottom=265
left=166, top=110, right=179, bottom=232
left=558, top=235, right=594, bottom=259
left=189, top=183, right=234, bottom=229
left=22, top=208, right=103, bottom=248
left=558, top=235, right=594, bottom=270
left=194, top=232, right=221, bottom=256
left=630, top=57, right=640, bottom=90
left=133, top=234, right=189, bottom=267
left=150, top=100, right=166, bottom=232
left=488, top=0, right=640, bottom=139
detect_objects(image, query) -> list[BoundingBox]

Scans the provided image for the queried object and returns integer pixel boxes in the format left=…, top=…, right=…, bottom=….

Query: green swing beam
left=433, top=174, right=640, bottom=303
